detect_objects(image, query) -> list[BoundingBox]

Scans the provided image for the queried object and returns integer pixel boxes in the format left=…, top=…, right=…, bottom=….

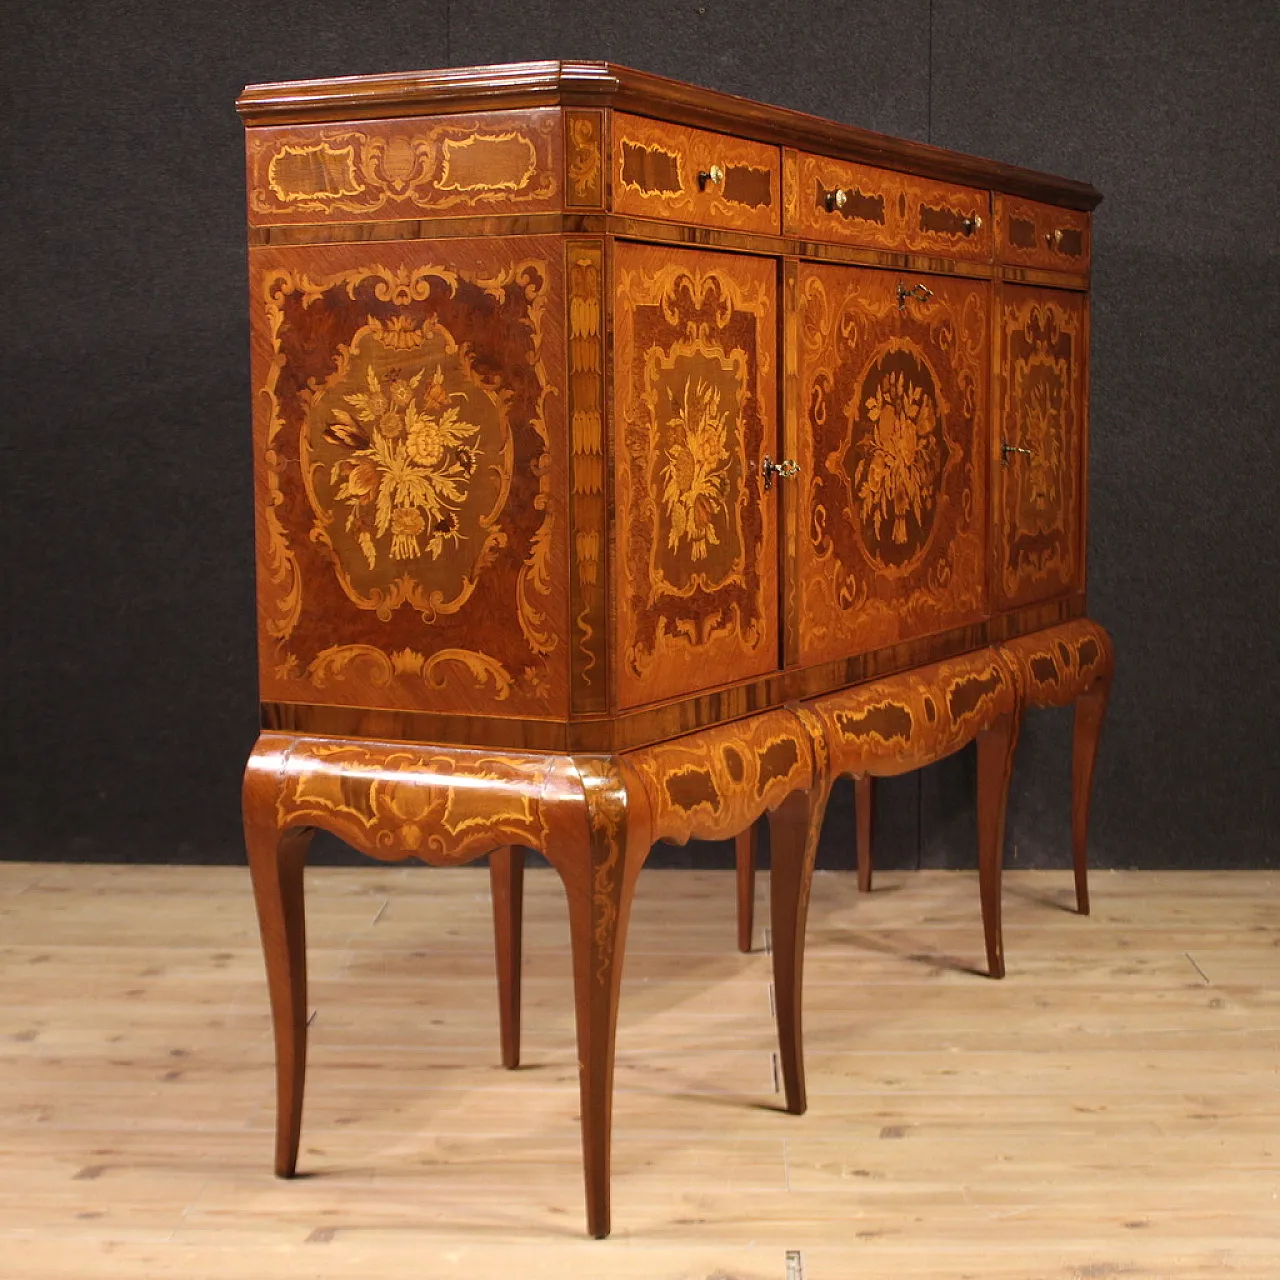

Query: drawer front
left=613, top=243, right=780, bottom=709
left=612, top=114, right=781, bottom=234
left=794, top=263, right=990, bottom=665
left=995, top=195, right=1091, bottom=273
left=246, top=108, right=562, bottom=225
left=786, top=150, right=992, bottom=262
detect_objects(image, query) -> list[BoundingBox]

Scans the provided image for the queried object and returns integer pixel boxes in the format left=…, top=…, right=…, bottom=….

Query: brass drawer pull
left=1001, top=442, right=1034, bottom=465
left=697, top=163, right=725, bottom=190
left=897, top=282, right=934, bottom=311
left=761, top=455, right=800, bottom=490
left=824, top=187, right=849, bottom=212
left=962, top=213, right=983, bottom=235
left=1046, top=228, right=1064, bottom=249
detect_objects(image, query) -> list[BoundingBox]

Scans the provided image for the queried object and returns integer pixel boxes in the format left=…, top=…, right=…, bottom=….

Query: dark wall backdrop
left=4, top=2, right=1278, bottom=870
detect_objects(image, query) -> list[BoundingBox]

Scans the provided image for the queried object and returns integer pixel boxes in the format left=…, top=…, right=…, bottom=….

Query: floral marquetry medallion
left=614, top=244, right=778, bottom=709
left=250, top=238, right=568, bottom=719
left=796, top=264, right=989, bottom=665
left=996, top=285, right=1084, bottom=610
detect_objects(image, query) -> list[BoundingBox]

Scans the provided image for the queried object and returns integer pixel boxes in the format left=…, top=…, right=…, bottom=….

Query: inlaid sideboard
left=236, top=60, right=1111, bottom=1237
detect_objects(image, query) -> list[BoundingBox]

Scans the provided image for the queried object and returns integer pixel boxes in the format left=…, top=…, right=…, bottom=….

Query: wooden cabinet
left=237, top=61, right=1106, bottom=1238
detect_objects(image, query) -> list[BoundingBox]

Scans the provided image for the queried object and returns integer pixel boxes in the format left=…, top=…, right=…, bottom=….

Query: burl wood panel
left=612, top=243, right=779, bottom=709
left=248, top=237, right=568, bottom=719
left=785, top=149, right=992, bottom=263
left=994, top=284, right=1085, bottom=611
left=805, top=646, right=1018, bottom=779
left=795, top=263, right=989, bottom=665
left=246, top=109, right=562, bottom=225
left=995, top=194, right=1091, bottom=275
left=612, top=113, right=780, bottom=234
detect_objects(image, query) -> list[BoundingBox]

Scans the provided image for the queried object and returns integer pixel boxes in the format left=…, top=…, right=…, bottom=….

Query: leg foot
left=489, top=845, right=524, bottom=1069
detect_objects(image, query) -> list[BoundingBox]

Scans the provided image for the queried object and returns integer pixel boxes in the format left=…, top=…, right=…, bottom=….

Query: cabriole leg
left=1071, top=676, right=1112, bottom=916
left=768, top=784, right=829, bottom=1116
left=243, top=761, right=313, bottom=1178
left=854, top=774, right=875, bottom=893
left=735, top=823, right=758, bottom=953
left=545, top=758, right=650, bottom=1240
left=489, top=845, right=525, bottom=1069
left=975, top=712, right=1020, bottom=980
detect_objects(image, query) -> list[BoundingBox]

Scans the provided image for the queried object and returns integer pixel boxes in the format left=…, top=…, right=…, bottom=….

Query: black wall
left=5, top=2, right=1277, bottom=870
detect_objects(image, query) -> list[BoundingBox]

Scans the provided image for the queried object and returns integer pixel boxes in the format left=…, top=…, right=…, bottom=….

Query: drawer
left=611, top=113, right=780, bottom=234
left=785, top=149, right=992, bottom=262
left=246, top=108, right=562, bottom=225
left=995, top=194, right=1091, bottom=273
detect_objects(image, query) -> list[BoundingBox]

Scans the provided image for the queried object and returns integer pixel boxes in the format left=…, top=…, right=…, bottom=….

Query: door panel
left=248, top=237, right=568, bottom=719
left=994, top=285, right=1086, bottom=609
left=795, top=264, right=989, bottom=665
left=612, top=243, right=779, bottom=709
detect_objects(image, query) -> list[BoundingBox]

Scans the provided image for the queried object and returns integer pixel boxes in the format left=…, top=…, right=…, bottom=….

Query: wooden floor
left=0, top=862, right=1276, bottom=1279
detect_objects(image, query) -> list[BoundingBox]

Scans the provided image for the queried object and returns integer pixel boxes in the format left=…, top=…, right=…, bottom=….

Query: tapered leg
left=1071, top=677, right=1112, bottom=916
left=489, top=845, right=524, bottom=1069
left=546, top=759, right=649, bottom=1240
left=244, top=814, right=313, bottom=1177
left=854, top=774, right=875, bottom=893
left=975, top=713, right=1019, bottom=980
left=735, top=823, right=757, bottom=952
left=768, top=785, right=828, bottom=1116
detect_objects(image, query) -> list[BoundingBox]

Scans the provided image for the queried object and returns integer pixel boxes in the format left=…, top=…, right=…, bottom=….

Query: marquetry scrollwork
left=247, top=110, right=560, bottom=223
left=797, top=265, right=988, bottom=663
left=805, top=647, right=1018, bottom=780
left=250, top=240, right=566, bottom=718
left=622, top=710, right=817, bottom=846
left=999, top=618, right=1114, bottom=711
left=257, top=734, right=555, bottom=862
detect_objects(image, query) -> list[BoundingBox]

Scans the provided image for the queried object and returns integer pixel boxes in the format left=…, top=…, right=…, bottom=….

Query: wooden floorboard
left=0, top=865, right=1276, bottom=1278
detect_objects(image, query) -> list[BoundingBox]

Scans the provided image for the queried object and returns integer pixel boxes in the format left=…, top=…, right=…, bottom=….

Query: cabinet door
left=248, top=237, right=568, bottom=720
left=794, top=264, right=989, bottom=665
left=613, top=243, right=779, bottom=709
left=994, top=285, right=1086, bottom=610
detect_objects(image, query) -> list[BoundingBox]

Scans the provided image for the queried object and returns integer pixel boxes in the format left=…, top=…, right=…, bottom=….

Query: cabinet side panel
left=612, top=242, right=780, bottom=709
left=249, top=236, right=569, bottom=718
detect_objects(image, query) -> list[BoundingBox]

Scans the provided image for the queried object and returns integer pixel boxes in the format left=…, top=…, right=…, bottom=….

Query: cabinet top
left=236, top=59, right=1101, bottom=210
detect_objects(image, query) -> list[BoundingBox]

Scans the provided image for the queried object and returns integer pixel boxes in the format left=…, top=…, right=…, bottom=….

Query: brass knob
left=1046, top=228, right=1064, bottom=248
left=1001, top=442, right=1034, bottom=465
left=698, top=163, right=725, bottom=189
left=896, top=282, right=934, bottom=311
left=825, top=187, right=849, bottom=212
left=761, top=455, right=800, bottom=491
left=962, top=213, right=983, bottom=235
